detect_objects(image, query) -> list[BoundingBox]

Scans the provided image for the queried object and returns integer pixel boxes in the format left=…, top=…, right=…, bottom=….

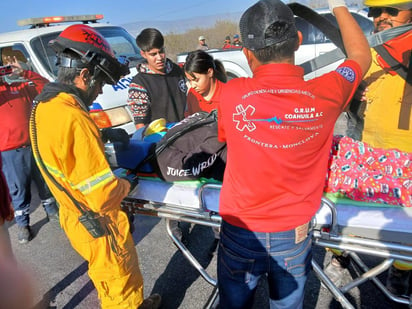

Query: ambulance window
left=322, top=12, right=374, bottom=40
left=296, top=12, right=373, bottom=46
left=0, top=44, right=32, bottom=71
left=31, top=31, right=60, bottom=77
left=96, top=27, right=142, bottom=66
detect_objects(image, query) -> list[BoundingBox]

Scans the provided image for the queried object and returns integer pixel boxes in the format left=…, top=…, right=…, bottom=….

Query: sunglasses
left=368, top=7, right=400, bottom=18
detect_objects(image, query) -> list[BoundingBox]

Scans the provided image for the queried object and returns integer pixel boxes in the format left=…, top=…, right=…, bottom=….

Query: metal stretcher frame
left=312, top=198, right=412, bottom=309
left=121, top=179, right=412, bottom=309
left=122, top=182, right=222, bottom=309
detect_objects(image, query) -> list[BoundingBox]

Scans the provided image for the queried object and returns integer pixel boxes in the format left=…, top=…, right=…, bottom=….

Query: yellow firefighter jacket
left=30, top=91, right=144, bottom=308
left=362, top=49, right=412, bottom=152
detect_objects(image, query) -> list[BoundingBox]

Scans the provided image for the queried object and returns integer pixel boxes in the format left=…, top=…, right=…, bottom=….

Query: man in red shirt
left=222, top=36, right=232, bottom=50
left=216, top=0, right=371, bottom=307
left=0, top=56, right=59, bottom=244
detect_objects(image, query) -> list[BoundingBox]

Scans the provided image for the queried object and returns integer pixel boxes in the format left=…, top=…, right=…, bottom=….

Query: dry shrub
left=165, top=20, right=239, bottom=62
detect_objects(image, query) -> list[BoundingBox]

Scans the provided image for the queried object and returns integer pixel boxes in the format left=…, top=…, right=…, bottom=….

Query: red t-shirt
left=0, top=71, right=48, bottom=151
left=218, top=61, right=361, bottom=232
left=185, top=80, right=222, bottom=117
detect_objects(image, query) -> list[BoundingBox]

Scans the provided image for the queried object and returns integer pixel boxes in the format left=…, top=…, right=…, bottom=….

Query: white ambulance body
left=0, top=14, right=139, bottom=135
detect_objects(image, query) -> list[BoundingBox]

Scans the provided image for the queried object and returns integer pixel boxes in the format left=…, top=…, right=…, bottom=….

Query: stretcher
left=117, top=171, right=412, bottom=309
left=313, top=195, right=412, bottom=308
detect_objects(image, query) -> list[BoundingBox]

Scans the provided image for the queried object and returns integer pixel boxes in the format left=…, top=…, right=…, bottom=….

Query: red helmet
left=49, top=24, right=129, bottom=84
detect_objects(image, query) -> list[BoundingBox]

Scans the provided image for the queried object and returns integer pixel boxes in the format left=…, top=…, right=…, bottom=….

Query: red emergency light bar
left=43, top=16, right=65, bottom=23
left=17, top=14, right=104, bottom=28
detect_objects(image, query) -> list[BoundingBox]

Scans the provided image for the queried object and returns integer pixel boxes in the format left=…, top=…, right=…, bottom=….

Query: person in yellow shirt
left=347, top=1, right=412, bottom=151
left=326, top=0, right=412, bottom=296
left=30, top=24, right=160, bottom=309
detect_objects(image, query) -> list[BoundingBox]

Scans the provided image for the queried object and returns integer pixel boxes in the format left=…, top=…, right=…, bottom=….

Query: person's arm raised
left=329, top=0, right=371, bottom=76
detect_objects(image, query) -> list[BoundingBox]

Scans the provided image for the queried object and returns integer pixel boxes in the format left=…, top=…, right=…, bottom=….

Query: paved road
left=6, top=183, right=399, bottom=309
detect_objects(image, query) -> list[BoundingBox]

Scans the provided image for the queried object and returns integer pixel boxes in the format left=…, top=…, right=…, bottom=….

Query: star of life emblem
left=232, top=104, right=256, bottom=132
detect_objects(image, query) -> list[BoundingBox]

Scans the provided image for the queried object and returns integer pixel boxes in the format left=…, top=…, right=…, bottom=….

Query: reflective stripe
left=329, top=248, right=343, bottom=256
left=41, top=197, right=56, bottom=204
left=74, top=168, right=115, bottom=194
left=15, top=209, right=30, bottom=217
left=33, top=157, right=76, bottom=187
left=35, top=156, right=115, bottom=195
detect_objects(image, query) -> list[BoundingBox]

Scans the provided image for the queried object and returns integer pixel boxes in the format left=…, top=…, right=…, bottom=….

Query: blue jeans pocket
left=283, top=235, right=312, bottom=278
left=219, top=241, right=255, bottom=284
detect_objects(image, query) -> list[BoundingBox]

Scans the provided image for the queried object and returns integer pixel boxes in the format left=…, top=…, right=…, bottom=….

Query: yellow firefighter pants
left=59, top=207, right=144, bottom=308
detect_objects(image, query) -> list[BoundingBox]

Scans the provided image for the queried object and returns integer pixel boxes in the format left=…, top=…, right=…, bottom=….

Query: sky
left=0, top=0, right=262, bottom=33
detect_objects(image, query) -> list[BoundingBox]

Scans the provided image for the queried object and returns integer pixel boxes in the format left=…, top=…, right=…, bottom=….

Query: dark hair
left=57, top=66, right=78, bottom=85
left=56, top=52, right=83, bottom=84
left=136, top=28, right=164, bottom=52
left=184, top=50, right=227, bottom=83
left=253, top=21, right=299, bottom=63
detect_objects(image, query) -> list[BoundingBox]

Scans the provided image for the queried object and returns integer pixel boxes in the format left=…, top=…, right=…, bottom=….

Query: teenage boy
left=127, top=28, right=187, bottom=130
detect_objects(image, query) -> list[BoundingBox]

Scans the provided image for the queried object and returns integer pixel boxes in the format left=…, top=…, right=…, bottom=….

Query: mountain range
left=119, top=1, right=365, bottom=37
left=120, top=12, right=243, bottom=37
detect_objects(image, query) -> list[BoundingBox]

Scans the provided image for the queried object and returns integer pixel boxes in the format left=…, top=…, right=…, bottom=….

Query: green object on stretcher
left=323, top=192, right=400, bottom=208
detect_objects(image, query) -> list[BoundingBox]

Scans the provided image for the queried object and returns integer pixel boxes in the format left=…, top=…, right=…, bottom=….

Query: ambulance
left=0, top=14, right=139, bottom=135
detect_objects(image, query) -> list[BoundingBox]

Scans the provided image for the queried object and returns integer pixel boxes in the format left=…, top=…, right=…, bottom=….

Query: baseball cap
left=233, top=34, right=240, bottom=38
left=239, top=0, right=298, bottom=50
left=225, top=36, right=230, bottom=40
left=198, top=35, right=206, bottom=41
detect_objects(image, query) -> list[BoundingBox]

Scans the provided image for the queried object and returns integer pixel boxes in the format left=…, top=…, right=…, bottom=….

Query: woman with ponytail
left=183, top=50, right=227, bottom=117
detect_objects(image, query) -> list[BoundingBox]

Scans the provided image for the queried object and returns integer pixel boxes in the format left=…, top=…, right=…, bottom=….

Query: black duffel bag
left=146, top=110, right=226, bottom=182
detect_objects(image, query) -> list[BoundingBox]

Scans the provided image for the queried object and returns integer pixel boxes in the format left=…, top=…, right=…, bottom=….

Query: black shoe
left=18, top=226, right=32, bottom=244
left=139, top=293, right=162, bottom=309
left=386, top=265, right=411, bottom=296
left=323, top=254, right=351, bottom=287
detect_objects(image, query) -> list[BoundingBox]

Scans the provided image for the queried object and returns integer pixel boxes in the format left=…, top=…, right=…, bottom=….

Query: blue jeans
left=1, top=147, right=58, bottom=227
left=217, top=221, right=312, bottom=309
left=1, top=147, right=32, bottom=227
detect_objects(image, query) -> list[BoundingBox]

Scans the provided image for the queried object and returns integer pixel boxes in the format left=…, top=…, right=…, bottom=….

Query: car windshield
left=30, top=26, right=142, bottom=78
left=295, top=12, right=373, bottom=45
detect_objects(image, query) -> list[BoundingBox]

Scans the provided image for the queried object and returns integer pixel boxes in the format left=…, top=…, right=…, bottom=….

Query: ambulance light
left=17, top=14, right=104, bottom=28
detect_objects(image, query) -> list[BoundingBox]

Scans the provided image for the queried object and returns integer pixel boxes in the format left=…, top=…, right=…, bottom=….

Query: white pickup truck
left=0, top=14, right=140, bottom=135
left=177, top=8, right=373, bottom=80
